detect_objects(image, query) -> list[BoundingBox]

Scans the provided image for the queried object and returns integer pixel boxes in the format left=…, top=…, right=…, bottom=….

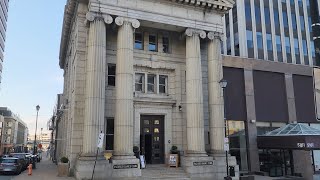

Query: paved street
left=9, top=156, right=75, bottom=180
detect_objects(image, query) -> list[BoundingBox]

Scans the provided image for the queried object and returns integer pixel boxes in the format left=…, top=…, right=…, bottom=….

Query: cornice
left=59, top=0, right=77, bottom=69
left=59, top=0, right=89, bottom=69
left=169, top=0, right=235, bottom=12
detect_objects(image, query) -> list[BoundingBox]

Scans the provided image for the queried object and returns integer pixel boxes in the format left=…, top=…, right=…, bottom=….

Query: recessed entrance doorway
left=140, top=115, right=165, bottom=164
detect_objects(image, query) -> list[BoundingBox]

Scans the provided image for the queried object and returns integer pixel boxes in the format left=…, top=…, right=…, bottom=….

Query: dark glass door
left=140, top=115, right=164, bottom=164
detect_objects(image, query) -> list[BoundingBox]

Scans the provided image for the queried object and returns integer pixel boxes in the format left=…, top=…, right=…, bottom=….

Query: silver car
left=0, top=157, right=22, bottom=175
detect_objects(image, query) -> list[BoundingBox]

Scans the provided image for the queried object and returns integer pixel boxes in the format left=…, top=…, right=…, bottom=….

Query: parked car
left=0, top=157, right=22, bottom=175
left=11, top=153, right=36, bottom=169
left=9, top=153, right=28, bottom=170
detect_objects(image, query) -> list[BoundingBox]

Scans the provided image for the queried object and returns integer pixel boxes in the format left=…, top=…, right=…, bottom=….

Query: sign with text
left=193, top=161, right=214, bottom=166
left=140, top=155, right=146, bottom=169
left=169, top=155, right=177, bottom=165
left=97, top=133, right=104, bottom=148
left=113, top=164, right=138, bottom=169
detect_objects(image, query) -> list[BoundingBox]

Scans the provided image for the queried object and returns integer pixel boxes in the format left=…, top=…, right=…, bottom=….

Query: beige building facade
left=58, top=0, right=238, bottom=179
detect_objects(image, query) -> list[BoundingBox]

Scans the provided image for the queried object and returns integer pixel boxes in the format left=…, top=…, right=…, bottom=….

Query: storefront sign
left=113, top=164, right=138, bottom=169
left=193, top=161, right=213, bottom=166
left=297, top=142, right=314, bottom=148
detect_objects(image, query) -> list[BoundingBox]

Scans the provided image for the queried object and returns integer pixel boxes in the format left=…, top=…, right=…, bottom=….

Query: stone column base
left=181, top=155, right=215, bottom=179
left=75, top=156, right=111, bottom=180
left=111, top=157, right=141, bottom=178
left=213, top=154, right=240, bottom=180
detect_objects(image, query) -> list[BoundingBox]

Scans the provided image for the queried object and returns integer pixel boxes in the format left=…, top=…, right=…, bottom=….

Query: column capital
left=85, top=11, right=113, bottom=24
left=185, top=28, right=206, bottom=39
left=207, top=31, right=223, bottom=40
left=115, top=17, right=140, bottom=29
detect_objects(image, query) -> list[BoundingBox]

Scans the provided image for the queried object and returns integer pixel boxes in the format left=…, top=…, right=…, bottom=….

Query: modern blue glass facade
left=0, top=0, right=8, bottom=85
left=223, top=0, right=316, bottom=66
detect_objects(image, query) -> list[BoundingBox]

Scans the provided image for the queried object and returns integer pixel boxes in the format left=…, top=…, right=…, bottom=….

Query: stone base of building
left=75, top=155, right=111, bottom=180
left=111, top=156, right=141, bottom=179
left=212, top=153, right=240, bottom=180
left=181, top=154, right=215, bottom=179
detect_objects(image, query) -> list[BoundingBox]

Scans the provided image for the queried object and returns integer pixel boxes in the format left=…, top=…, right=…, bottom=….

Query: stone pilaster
left=83, top=11, right=112, bottom=155
left=185, top=28, right=207, bottom=155
left=112, top=16, right=141, bottom=178
left=75, top=12, right=113, bottom=180
left=207, top=32, right=225, bottom=156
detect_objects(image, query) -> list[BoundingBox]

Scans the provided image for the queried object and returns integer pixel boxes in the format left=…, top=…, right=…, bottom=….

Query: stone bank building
left=57, top=0, right=320, bottom=179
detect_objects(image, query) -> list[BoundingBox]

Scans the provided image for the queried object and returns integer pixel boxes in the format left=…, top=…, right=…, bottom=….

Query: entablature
left=169, top=0, right=234, bottom=11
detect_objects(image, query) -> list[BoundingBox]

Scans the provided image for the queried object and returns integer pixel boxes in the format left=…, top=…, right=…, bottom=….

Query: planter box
left=58, top=162, right=69, bottom=177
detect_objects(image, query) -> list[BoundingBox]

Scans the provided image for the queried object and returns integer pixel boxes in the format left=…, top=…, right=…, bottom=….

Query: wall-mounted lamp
left=178, top=105, right=182, bottom=111
left=250, top=119, right=256, bottom=124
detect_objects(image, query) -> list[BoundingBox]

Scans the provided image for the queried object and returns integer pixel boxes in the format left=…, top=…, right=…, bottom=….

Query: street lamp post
left=34, top=105, right=40, bottom=155
left=219, top=79, right=230, bottom=179
left=40, top=128, right=43, bottom=144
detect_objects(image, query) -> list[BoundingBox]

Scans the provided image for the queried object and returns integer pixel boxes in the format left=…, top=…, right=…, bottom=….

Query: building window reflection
left=227, top=120, right=249, bottom=172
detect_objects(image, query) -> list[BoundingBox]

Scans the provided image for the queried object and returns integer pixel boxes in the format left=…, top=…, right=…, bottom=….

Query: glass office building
left=223, top=0, right=316, bottom=66
left=0, top=0, right=9, bottom=85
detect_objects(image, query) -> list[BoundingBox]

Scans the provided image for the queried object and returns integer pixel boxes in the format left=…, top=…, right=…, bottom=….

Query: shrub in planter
left=58, top=156, right=69, bottom=177
left=60, top=156, right=69, bottom=163
left=170, top=145, right=179, bottom=154
left=133, top=146, right=140, bottom=159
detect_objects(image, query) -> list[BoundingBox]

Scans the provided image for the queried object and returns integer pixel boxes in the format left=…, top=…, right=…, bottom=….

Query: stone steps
left=141, top=165, right=190, bottom=179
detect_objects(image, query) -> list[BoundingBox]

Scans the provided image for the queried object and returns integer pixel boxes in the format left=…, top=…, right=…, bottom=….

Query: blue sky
left=0, top=0, right=66, bottom=135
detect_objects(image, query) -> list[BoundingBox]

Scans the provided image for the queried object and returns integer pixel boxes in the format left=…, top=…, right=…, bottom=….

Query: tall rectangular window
left=255, top=7, right=261, bottom=24
left=294, top=38, right=299, bottom=55
left=147, top=74, right=156, bottom=93
left=283, top=12, right=288, bottom=28
left=311, top=41, right=315, bottom=57
left=162, top=36, right=169, bottom=53
left=149, top=34, right=157, bottom=52
left=302, top=40, right=308, bottom=56
left=105, top=118, right=114, bottom=150
left=264, top=7, right=270, bottom=25
left=134, top=32, right=143, bottom=50
left=257, top=32, right=263, bottom=49
left=266, top=33, right=273, bottom=51
left=246, top=30, right=253, bottom=48
left=291, top=14, right=297, bottom=30
left=300, top=16, right=305, bottom=31
left=285, top=37, right=291, bottom=53
left=159, top=75, right=168, bottom=94
left=135, top=73, right=145, bottom=92
left=245, top=2, right=251, bottom=22
left=274, top=9, right=279, bottom=26
left=276, top=35, right=282, bottom=52
left=309, top=17, right=312, bottom=32
left=107, top=64, right=116, bottom=86
left=234, top=32, right=240, bottom=56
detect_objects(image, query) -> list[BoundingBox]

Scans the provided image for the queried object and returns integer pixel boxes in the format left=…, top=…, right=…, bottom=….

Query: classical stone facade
left=58, top=0, right=239, bottom=179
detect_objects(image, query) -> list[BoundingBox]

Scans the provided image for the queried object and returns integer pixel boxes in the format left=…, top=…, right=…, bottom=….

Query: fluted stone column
left=83, top=12, right=113, bottom=155
left=75, top=12, right=113, bottom=180
left=207, top=32, right=239, bottom=179
left=185, top=28, right=207, bottom=155
left=114, top=17, right=140, bottom=158
left=112, top=17, right=141, bottom=178
left=207, top=32, right=225, bottom=155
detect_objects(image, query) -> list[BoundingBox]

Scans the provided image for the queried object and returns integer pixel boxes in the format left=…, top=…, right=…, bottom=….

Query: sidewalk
left=13, top=157, right=75, bottom=180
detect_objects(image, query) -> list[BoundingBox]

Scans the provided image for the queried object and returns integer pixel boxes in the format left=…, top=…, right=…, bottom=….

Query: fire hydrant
left=27, top=164, right=32, bottom=175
